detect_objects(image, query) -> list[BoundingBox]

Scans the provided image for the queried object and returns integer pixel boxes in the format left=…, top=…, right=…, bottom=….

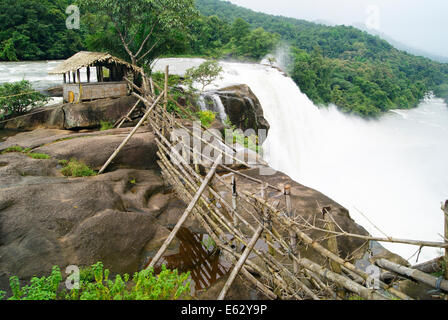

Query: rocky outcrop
left=4, top=96, right=139, bottom=131
left=0, top=128, right=158, bottom=171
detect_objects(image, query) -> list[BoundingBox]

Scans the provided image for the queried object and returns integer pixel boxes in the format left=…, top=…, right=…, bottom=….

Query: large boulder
left=216, top=84, right=270, bottom=134
left=0, top=127, right=158, bottom=172
left=4, top=96, right=140, bottom=131
left=0, top=151, right=169, bottom=291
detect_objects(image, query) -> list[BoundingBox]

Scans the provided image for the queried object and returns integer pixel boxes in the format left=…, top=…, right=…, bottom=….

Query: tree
left=77, top=0, right=197, bottom=66
left=185, top=60, right=223, bottom=92
left=0, top=80, right=49, bottom=120
left=231, top=18, right=250, bottom=43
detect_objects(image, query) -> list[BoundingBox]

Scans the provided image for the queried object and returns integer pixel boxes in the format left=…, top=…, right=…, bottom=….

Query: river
left=2, top=59, right=447, bottom=262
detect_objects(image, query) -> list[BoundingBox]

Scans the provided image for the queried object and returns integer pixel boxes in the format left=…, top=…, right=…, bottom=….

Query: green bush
left=3, top=262, right=191, bottom=301
left=0, top=80, right=49, bottom=120
left=100, top=121, right=115, bottom=131
left=60, top=159, right=97, bottom=177
left=197, top=110, right=216, bottom=128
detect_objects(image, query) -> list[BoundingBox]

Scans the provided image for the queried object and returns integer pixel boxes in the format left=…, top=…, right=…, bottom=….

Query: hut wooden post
left=77, top=69, right=81, bottom=84
left=443, top=200, right=448, bottom=280
left=72, top=71, right=76, bottom=83
left=148, top=154, right=222, bottom=269
left=63, top=73, right=66, bottom=84
left=284, top=185, right=298, bottom=274
left=68, top=72, right=71, bottom=83
left=87, top=67, right=91, bottom=83
left=218, top=225, right=264, bottom=300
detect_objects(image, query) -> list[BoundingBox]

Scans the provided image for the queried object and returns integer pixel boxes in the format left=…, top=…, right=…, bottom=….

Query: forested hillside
left=196, top=0, right=448, bottom=116
left=1, top=0, right=447, bottom=117
left=0, top=0, right=84, bottom=61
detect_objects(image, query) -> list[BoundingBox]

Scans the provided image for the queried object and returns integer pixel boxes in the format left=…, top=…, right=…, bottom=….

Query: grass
left=100, top=121, right=115, bottom=131
left=2, top=145, right=51, bottom=159
left=28, top=153, right=51, bottom=159
left=59, top=159, right=97, bottom=177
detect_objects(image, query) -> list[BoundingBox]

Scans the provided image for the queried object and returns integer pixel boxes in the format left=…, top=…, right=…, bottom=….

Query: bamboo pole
left=116, top=99, right=140, bottom=129
left=375, top=258, right=448, bottom=293
left=98, top=91, right=164, bottom=174
left=148, top=154, right=222, bottom=269
left=242, top=190, right=412, bottom=300
left=443, top=200, right=448, bottom=280
left=163, top=65, right=169, bottom=136
left=284, top=185, right=298, bottom=274
left=298, top=258, right=387, bottom=300
left=231, top=174, right=238, bottom=228
left=218, top=225, right=264, bottom=300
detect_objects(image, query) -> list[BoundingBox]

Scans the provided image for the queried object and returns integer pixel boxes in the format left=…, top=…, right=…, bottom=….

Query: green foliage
left=224, top=121, right=262, bottom=153
left=100, top=121, right=114, bottom=131
left=197, top=110, right=216, bottom=128
left=0, top=80, right=49, bottom=120
left=28, top=153, right=51, bottom=159
left=2, top=145, right=24, bottom=153
left=76, top=0, right=198, bottom=65
left=185, top=60, right=223, bottom=91
left=3, top=262, right=191, bottom=300
left=196, top=0, right=448, bottom=117
left=8, top=266, right=63, bottom=300
left=0, top=0, right=84, bottom=61
left=60, top=159, right=97, bottom=177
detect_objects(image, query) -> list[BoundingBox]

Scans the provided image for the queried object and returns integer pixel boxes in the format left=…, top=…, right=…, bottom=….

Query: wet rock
left=4, top=96, right=139, bottom=131
left=217, top=84, right=270, bottom=134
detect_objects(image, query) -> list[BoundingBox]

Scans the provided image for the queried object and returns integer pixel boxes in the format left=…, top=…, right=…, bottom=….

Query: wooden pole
left=87, top=67, right=91, bottom=83
left=218, top=225, right=264, bottom=300
left=150, top=77, right=155, bottom=96
left=116, top=99, right=140, bottom=129
left=375, top=258, right=448, bottom=293
left=231, top=174, right=238, bottom=228
left=148, top=154, right=222, bottom=269
left=98, top=91, right=164, bottom=174
left=77, top=69, right=81, bottom=84
left=443, top=200, right=448, bottom=280
left=72, top=72, right=76, bottom=84
left=63, top=74, right=66, bottom=84
left=261, top=183, right=274, bottom=256
left=299, top=258, right=387, bottom=300
left=163, top=65, right=169, bottom=135
left=284, top=185, right=298, bottom=274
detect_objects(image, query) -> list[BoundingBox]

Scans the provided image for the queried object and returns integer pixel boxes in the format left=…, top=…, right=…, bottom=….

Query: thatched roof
left=49, top=51, right=142, bottom=74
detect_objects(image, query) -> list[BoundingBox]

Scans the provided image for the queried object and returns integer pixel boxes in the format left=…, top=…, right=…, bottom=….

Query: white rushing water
left=154, top=58, right=448, bottom=262
left=2, top=59, right=447, bottom=261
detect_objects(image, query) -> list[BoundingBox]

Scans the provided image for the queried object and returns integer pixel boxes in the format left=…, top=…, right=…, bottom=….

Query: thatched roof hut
left=49, top=51, right=141, bottom=103
left=49, top=51, right=142, bottom=75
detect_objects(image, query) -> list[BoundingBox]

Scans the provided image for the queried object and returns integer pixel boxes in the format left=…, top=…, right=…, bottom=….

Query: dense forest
left=1, top=0, right=448, bottom=117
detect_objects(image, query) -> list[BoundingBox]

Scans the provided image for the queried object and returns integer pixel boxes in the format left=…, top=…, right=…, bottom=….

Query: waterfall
left=153, top=58, right=448, bottom=262
left=198, top=93, right=228, bottom=123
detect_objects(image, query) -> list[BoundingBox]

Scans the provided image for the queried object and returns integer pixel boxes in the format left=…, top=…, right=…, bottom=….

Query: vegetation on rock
left=59, top=159, right=97, bottom=177
left=3, top=262, right=191, bottom=300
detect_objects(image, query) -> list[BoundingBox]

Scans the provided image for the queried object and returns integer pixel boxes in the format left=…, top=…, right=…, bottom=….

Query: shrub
left=2, top=262, right=191, bottom=301
left=197, top=110, right=216, bottom=128
left=60, top=159, right=97, bottom=177
left=0, top=80, right=49, bottom=120
left=100, top=121, right=114, bottom=131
